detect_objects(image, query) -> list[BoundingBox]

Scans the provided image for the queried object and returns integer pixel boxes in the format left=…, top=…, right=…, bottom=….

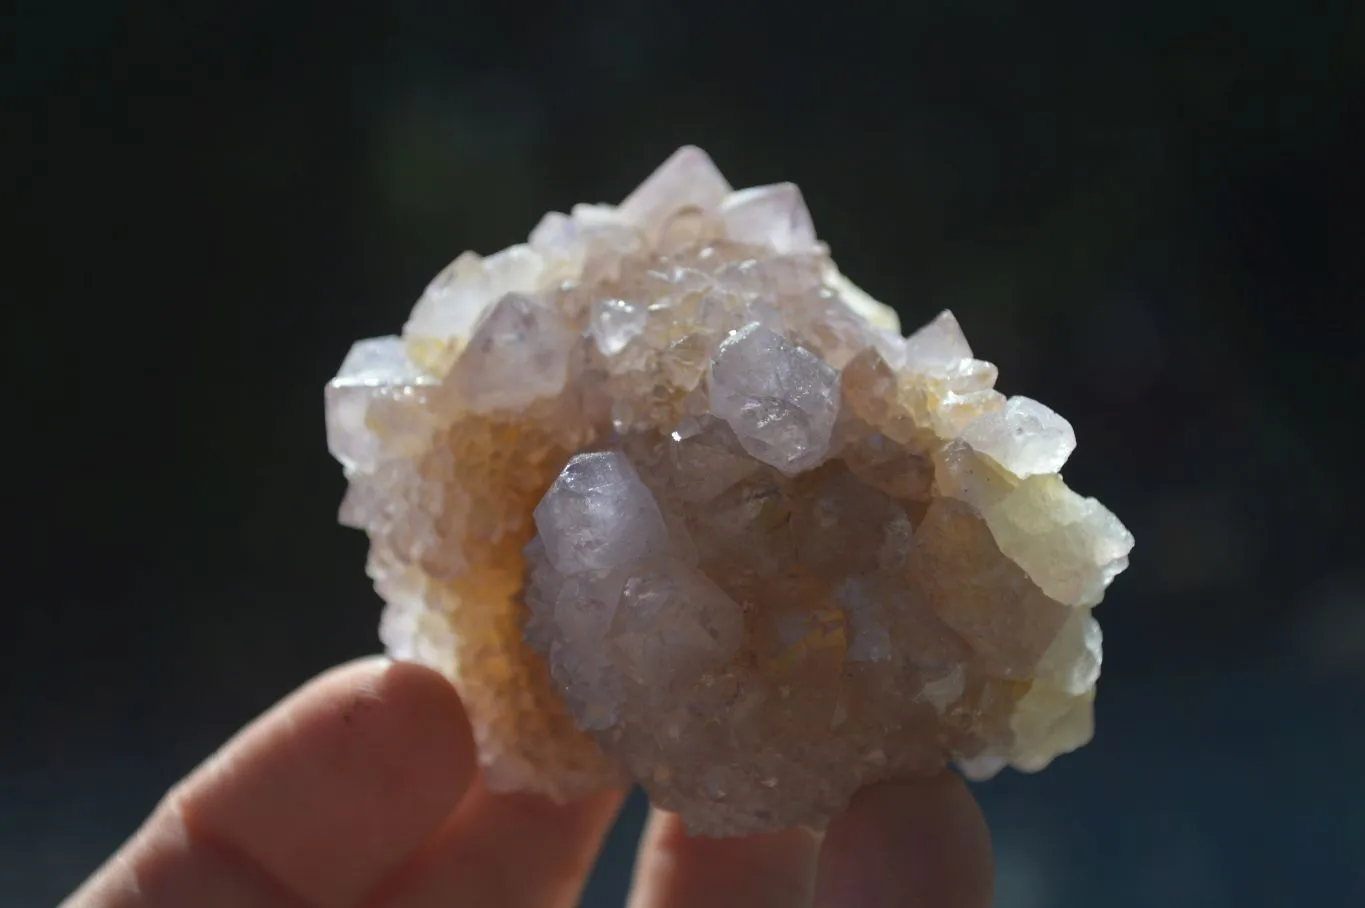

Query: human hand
left=65, top=658, right=993, bottom=907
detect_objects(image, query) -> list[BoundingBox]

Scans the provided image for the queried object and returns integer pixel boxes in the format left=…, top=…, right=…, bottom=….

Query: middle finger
left=373, top=776, right=625, bottom=908
left=626, top=808, right=820, bottom=908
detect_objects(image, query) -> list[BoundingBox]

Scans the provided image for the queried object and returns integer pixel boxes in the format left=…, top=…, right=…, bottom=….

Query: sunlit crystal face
left=326, top=145, right=1134, bottom=835
left=707, top=323, right=842, bottom=475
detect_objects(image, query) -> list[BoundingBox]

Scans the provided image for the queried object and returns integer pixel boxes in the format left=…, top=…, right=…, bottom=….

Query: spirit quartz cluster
left=325, top=147, right=1134, bottom=835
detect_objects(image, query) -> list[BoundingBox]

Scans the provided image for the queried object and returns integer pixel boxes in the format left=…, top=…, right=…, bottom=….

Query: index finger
left=65, top=657, right=478, bottom=908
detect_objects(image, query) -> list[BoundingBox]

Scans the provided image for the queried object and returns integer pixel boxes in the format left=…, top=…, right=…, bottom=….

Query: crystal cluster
left=325, top=147, right=1134, bottom=835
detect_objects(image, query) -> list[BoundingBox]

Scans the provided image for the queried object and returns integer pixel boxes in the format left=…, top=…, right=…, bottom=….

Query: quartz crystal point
left=325, top=145, right=1134, bottom=835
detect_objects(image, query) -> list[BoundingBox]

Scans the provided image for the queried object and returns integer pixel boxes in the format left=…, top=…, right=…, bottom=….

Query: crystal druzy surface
left=325, top=147, right=1134, bottom=835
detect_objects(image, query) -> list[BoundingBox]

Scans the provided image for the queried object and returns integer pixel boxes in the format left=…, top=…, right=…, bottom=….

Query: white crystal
left=452, top=292, right=575, bottom=412
left=571, top=202, right=625, bottom=226
left=719, top=183, right=819, bottom=254
left=903, top=310, right=974, bottom=375
left=707, top=323, right=841, bottom=475
left=527, top=211, right=588, bottom=274
left=404, top=245, right=547, bottom=348
left=533, top=451, right=671, bottom=574
left=335, top=335, right=423, bottom=382
left=325, top=336, right=437, bottom=475
left=956, top=752, right=1008, bottom=782
left=959, top=396, right=1077, bottom=478
left=529, top=211, right=576, bottom=251
left=589, top=298, right=647, bottom=356
left=372, top=550, right=458, bottom=678
left=618, top=146, right=732, bottom=233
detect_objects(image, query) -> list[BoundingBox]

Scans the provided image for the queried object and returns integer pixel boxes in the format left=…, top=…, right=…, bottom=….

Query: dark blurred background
left=5, top=1, right=1364, bottom=905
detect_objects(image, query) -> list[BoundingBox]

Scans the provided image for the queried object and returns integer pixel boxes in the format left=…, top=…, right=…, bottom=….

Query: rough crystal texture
left=326, top=145, right=1134, bottom=835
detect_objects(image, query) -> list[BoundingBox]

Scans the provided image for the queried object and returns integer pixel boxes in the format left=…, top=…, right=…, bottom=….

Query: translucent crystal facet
left=325, top=337, right=437, bottom=476
left=453, top=292, right=575, bottom=413
left=960, top=395, right=1077, bottom=477
left=533, top=452, right=670, bottom=574
left=719, top=183, right=819, bottom=254
left=404, top=247, right=547, bottom=368
left=903, top=309, right=974, bottom=374
left=618, top=145, right=732, bottom=236
left=707, top=323, right=841, bottom=475
left=326, top=146, right=1134, bottom=835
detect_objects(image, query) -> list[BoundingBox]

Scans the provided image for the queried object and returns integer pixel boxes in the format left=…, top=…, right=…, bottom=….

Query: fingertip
left=815, top=772, right=994, bottom=908
left=335, top=656, right=478, bottom=782
left=628, top=810, right=820, bottom=908
left=377, top=781, right=625, bottom=908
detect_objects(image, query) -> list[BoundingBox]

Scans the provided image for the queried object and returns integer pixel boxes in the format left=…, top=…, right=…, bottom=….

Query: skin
left=65, top=657, right=994, bottom=908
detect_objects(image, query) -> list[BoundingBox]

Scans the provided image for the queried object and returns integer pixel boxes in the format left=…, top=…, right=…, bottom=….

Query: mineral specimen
left=325, top=146, right=1134, bottom=835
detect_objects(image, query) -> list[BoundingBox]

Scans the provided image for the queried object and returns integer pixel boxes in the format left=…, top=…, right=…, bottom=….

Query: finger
left=374, top=778, right=624, bottom=907
left=68, top=657, right=478, bottom=908
left=813, top=773, right=994, bottom=908
left=180, top=657, right=478, bottom=906
left=626, top=809, right=820, bottom=908
left=62, top=803, right=312, bottom=908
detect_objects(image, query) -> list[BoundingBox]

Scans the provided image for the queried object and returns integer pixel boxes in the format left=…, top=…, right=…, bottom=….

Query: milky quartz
left=326, top=146, right=1134, bottom=835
